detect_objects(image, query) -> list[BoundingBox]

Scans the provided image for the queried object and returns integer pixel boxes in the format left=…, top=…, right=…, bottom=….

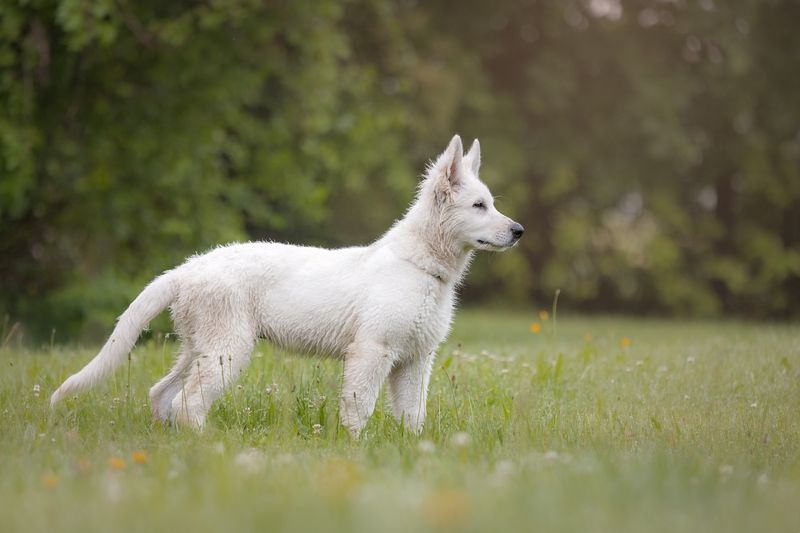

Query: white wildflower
left=490, top=459, right=515, bottom=485
left=450, top=432, right=471, bottom=448
left=418, top=440, right=436, bottom=454
left=235, top=448, right=266, bottom=474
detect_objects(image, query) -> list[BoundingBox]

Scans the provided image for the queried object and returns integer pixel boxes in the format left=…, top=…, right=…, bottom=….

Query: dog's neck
left=381, top=194, right=474, bottom=285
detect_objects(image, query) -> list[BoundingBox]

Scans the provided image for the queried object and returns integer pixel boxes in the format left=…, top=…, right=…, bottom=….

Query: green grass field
left=1, top=310, right=798, bottom=533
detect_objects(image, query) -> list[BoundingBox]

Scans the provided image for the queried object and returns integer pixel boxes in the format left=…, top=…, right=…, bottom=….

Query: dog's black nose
left=510, top=223, right=524, bottom=239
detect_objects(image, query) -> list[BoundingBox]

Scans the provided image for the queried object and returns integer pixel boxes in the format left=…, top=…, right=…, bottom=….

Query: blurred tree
left=0, top=0, right=416, bottom=338
left=410, top=0, right=800, bottom=317
left=1, top=0, right=798, bottom=340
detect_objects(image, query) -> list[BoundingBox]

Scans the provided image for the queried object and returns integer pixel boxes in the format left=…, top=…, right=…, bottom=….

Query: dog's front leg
left=339, top=340, right=395, bottom=438
left=388, top=351, right=435, bottom=434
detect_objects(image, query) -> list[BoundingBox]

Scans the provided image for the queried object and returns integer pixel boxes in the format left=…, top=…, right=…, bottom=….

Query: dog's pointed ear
left=429, top=134, right=463, bottom=196
left=465, top=139, right=481, bottom=174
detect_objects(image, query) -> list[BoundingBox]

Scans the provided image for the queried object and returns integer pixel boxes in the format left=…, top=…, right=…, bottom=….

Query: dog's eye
left=472, top=201, right=486, bottom=210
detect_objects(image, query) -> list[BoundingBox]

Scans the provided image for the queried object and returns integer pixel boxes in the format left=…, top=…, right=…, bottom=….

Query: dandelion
left=538, top=310, right=549, bottom=321
left=107, top=456, right=126, bottom=471
left=235, top=448, right=267, bottom=474
left=490, top=460, right=515, bottom=486
left=131, top=450, right=148, bottom=465
left=41, top=473, right=59, bottom=489
left=450, top=432, right=471, bottom=448
left=530, top=322, right=541, bottom=334
left=418, top=440, right=436, bottom=454
left=543, top=450, right=559, bottom=461
left=620, top=337, right=631, bottom=348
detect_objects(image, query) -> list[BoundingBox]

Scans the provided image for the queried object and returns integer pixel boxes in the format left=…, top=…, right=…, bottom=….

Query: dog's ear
left=465, top=139, right=481, bottom=175
left=429, top=134, right=463, bottom=197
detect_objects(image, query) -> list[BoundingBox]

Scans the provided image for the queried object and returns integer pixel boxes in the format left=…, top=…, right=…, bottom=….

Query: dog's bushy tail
left=50, top=272, right=178, bottom=407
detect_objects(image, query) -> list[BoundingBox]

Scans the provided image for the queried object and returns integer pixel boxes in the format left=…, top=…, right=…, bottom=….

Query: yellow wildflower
left=530, top=322, right=541, bottom=334
left=620, top=337, right=631, bottom=348
left=424, top=489, right=469, bottom=529
left=538, top=310, right=549, bottom=321
left=318, top=459, right=362, bottom=502
left=107, top=456, right=126, bottom=471
left=76, top=457, right=91, bottom=475
left=131, top=450, right=148, bottom=465
left=41, top=473, right=59, bottom=489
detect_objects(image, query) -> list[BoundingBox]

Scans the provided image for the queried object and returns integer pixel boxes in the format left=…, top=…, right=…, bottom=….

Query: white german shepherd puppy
left=51, top=135, right=524, bottom=436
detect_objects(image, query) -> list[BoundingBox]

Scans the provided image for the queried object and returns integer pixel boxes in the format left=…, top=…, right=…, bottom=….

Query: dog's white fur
left=50, top=135, right=523, bottom=436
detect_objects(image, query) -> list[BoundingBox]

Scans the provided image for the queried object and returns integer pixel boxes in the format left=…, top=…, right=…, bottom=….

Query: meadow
left=1, top=310, right=798, bottom=533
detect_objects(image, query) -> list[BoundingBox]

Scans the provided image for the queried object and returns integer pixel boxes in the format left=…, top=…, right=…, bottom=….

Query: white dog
left=50, top=135, right=524, bottom=435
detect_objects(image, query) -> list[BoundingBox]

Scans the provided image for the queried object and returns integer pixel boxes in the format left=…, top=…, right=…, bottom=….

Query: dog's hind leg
left=149, top=340, right=194, bottom=422
left=388, top=351, right=435, bottom=434
left=339, top=339, right=396, bottom=438
left=169, top=334, right=255, bottom=430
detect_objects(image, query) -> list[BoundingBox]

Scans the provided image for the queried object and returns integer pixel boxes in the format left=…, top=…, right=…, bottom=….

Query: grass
left=1, top=310, right=798, bottom=532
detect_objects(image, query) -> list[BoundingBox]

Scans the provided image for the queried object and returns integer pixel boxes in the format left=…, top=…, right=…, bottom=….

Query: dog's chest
left=401, top=278, right=454, bottom=355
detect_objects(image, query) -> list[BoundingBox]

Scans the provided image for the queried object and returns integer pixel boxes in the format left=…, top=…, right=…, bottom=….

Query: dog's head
left=424, top=134, right=524, bottom=251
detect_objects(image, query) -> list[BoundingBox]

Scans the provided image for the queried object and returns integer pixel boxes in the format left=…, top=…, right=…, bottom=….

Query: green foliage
left=1, top=0, right=799, bottom=339
left=0, top=0, right=417, bottom=338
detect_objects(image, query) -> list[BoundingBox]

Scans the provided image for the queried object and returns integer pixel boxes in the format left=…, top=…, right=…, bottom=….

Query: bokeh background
left=2, top=0, right=799, bottom=341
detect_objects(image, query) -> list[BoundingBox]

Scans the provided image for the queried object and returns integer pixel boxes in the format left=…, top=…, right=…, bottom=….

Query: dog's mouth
left=476, top=239, right=516, bottom=251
